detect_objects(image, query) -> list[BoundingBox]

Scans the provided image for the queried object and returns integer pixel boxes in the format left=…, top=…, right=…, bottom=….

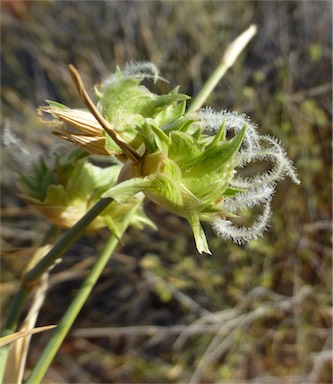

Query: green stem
left=0, top=198, right=112, bottom=382
left=187, top=62, right=229, bottom=114
left=187, top=24, right=257, bottom=113
left=25, top=203, right=138, bottom=384
left=23, top=198, right=113, bottom=285
left=0, top=289, right=29, bottom=340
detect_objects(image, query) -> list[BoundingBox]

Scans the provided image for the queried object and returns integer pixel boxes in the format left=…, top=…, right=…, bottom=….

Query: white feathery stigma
left=204, top=110, right=299, bottom=245
left=101, top=61, right=167, bottom=88
left=213, top=203, right=272, bottom=244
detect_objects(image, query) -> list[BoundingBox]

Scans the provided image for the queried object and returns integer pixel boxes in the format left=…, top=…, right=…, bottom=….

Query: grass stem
left=25, top=203, right=138, bottom=383
left=187, top=24, right=257, bottom=113
left=0, top=198, right=113, bottom=382
left=22, top=197, right=113, bottom=286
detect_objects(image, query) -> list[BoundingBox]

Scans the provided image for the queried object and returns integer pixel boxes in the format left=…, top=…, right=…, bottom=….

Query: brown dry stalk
left=68, top=64, right=142, bottom=163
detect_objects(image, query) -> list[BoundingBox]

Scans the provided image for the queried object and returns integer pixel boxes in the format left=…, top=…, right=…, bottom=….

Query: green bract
left=96, top=74, right=188, bottom=156
left=40, top=64, right=189, bottom=160
left=103, top=119, right=246, bottom=254
left=18, top=150, right=155, bottom=234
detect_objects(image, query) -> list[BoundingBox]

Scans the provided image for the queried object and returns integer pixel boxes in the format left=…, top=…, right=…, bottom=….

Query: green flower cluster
left=17, top=150, right=155, bottom=235
left=31, top=62, right=299, bottom=253
left=104, top=111, right=245, bottom=254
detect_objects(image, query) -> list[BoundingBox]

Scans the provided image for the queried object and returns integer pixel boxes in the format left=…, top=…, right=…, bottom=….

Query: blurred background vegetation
left=1, top=1, right=332, bottom=383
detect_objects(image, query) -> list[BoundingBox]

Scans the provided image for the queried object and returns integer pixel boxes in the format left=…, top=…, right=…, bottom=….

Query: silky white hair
left=200, top=108, right=300, bottom=244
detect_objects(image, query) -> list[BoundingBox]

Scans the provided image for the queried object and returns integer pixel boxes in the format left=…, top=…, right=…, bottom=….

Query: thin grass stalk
left=0, top=198, right=113, bottom=382
left=3, top=273, right=49, bottom=384
left=23, top=197, right=113, bottom=285
left=187, top=24, right=257, bottom=113
left=25, top=202, right=139, bottom=383
left=0, top=226, right=57, bottom=382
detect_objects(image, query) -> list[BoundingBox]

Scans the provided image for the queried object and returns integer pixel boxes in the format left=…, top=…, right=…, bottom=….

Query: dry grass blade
left=68, top=64, right=142, bottom=163
left=3, top=274, right=52, bottom=384
left=0, top=325, right=56, bottom=349
left=3, top=245, right=53, bottom=384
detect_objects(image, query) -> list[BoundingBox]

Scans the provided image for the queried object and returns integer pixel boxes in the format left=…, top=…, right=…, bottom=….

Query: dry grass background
left=1, top=1, right=332, bottom=383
